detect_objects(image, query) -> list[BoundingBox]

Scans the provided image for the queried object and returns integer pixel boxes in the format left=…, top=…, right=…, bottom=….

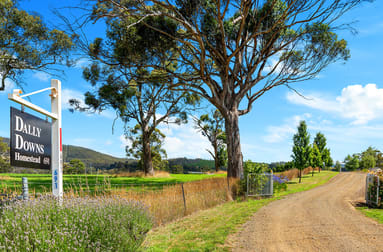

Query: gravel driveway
left=227, top=172, right=383, bottom=252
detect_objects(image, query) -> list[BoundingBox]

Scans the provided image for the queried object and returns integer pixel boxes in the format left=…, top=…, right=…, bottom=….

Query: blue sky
left=1, top=0, right=383, bottom=163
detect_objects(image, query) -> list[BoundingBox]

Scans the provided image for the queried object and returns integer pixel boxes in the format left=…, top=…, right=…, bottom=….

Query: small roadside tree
left=292, top=121, right=311, bottom=183
left=344, top=154, right=359, bottom=171
left=194, top=109, right=227, bottom=172
left=310, top=144, right=322, bottom=177
left=313, top=132, right=328, bottom=173
left=65, top=159, right=86, bottom=174
left=360, top=147, right=379, bottom=169
left=0, top=0, right=73, bottom=90
left=360, top=153, right=376, bottom=170
left=322, top=148, right=333, bottom=169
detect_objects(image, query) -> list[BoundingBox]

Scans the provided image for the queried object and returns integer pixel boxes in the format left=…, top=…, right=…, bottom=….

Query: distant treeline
left=106, top=158, right=217, bottom=173
left=1, top=136, right=298, bottom=174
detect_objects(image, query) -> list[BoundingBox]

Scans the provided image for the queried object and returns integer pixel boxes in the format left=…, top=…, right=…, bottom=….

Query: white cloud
left=32, top=72, right=51, bottom=82
left=263, top=114, right=311, bottom=143
left=336, top=84, right=383, bottom=124
left=161, top=120, right=212, bottom=159
left=287, top=83, right=383, bottom=125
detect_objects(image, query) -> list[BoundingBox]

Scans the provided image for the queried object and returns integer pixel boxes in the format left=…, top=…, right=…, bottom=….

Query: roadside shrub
left=273, top=175, right=288, bottom=193
left=0, top=196, right=152, bottom=251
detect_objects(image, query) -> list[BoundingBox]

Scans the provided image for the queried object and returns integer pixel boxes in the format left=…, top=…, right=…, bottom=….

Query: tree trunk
left=299, top=168, right=302, bottom=183
left=312, top=167, right=314, bottom=177
left=225, top=109, right=243, bottom=178
left=214, top=142, right=219, bottom=172
left=142, top=131, right=154, bottom=176
left=214, top=157, right=219, bottom=172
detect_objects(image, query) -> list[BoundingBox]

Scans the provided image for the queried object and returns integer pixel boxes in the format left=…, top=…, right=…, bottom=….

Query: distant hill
left=1, top=136, right=220, bottom=172
left=62, top=145, right=132, bottom=169
left=1, top=136, right=130, bottom=169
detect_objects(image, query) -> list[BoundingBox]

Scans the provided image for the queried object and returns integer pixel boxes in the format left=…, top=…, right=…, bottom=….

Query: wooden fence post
left=181, top=183, right=186, bottom=215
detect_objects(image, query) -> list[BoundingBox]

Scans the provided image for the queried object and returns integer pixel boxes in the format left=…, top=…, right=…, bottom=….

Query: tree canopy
left=0, top=0, right=74, bottom=90
left=310, top=143, right=321, bottom=176
left=344, top=154, right=359, bottom=171
left=86, top=0, right=367, bottom=177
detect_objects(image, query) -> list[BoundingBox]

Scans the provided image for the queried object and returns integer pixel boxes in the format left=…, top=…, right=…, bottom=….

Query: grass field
left=143, top=171, right=338, bottom=251
left=0, top=173, right=226, bottom=194
left=357, top=207, right=383, bottom=224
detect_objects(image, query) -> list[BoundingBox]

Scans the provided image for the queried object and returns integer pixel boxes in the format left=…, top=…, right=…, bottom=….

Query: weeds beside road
left=143, top=171, right=337, bottom=251
left=358, top=207, right=383, bottom=224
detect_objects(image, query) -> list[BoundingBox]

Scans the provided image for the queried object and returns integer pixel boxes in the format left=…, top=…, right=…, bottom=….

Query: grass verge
left=143, top=171, right=338, bottom=252
left=357, top=207, right=383, bottom=224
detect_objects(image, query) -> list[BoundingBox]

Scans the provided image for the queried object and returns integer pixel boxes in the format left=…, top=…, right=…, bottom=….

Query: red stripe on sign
left=60, top=128, right=62, bottom=152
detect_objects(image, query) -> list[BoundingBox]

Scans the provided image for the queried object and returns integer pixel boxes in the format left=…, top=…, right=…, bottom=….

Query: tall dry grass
left=0, top=175, right=235, bottom=226
left=115, top=177, right=234, bottom=225
left=277, top=167, right=315, bottom=181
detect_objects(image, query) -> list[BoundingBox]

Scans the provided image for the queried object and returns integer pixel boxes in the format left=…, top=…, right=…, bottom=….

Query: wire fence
left=0, top=176, right=233, bottom=225
left=247, top=172, right=273, bottom=197
left=366, top=173, right=381, bottom=208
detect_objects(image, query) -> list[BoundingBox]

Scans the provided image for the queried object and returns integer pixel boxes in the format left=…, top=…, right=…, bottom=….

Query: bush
left=0, top=196, right=152, bottom=251
left=273, top=175, right=288, bottom=193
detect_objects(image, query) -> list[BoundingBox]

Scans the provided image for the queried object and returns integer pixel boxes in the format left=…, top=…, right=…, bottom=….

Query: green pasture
left=0, top=173, right=226, bottom=193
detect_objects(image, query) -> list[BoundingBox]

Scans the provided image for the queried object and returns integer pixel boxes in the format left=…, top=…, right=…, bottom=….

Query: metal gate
left=247, top=173, right=273, bottom=197
left=366, top=173, right=381, bottom=207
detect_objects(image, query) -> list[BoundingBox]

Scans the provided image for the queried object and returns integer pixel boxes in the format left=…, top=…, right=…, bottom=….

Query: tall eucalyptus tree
left=86, top=0, right=369, bottom=177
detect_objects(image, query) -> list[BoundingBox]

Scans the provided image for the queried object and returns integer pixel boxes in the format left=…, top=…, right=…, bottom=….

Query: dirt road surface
left=227, top=173, right=383, bottom=252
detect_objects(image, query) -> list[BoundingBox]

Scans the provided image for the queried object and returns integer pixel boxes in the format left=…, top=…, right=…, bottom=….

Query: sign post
left=8, top=79, right=63, bottom=199
left=51, top=80, right=63, bottom=198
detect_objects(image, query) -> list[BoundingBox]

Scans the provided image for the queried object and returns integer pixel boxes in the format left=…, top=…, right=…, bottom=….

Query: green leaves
left=292, top=121, right=311, bottom=170
left=304, top=22, right=350, bottom=60
left=0, top=0, right=73, bottom=90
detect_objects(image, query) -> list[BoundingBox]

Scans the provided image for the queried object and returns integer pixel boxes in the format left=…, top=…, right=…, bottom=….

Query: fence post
left=181, top=183, right=186, bottom=215
left=377, top=176, right=380, bottom=207
left=22, top=177, right=29, bottom=200
left=365, top=174, right=370, bottom=205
